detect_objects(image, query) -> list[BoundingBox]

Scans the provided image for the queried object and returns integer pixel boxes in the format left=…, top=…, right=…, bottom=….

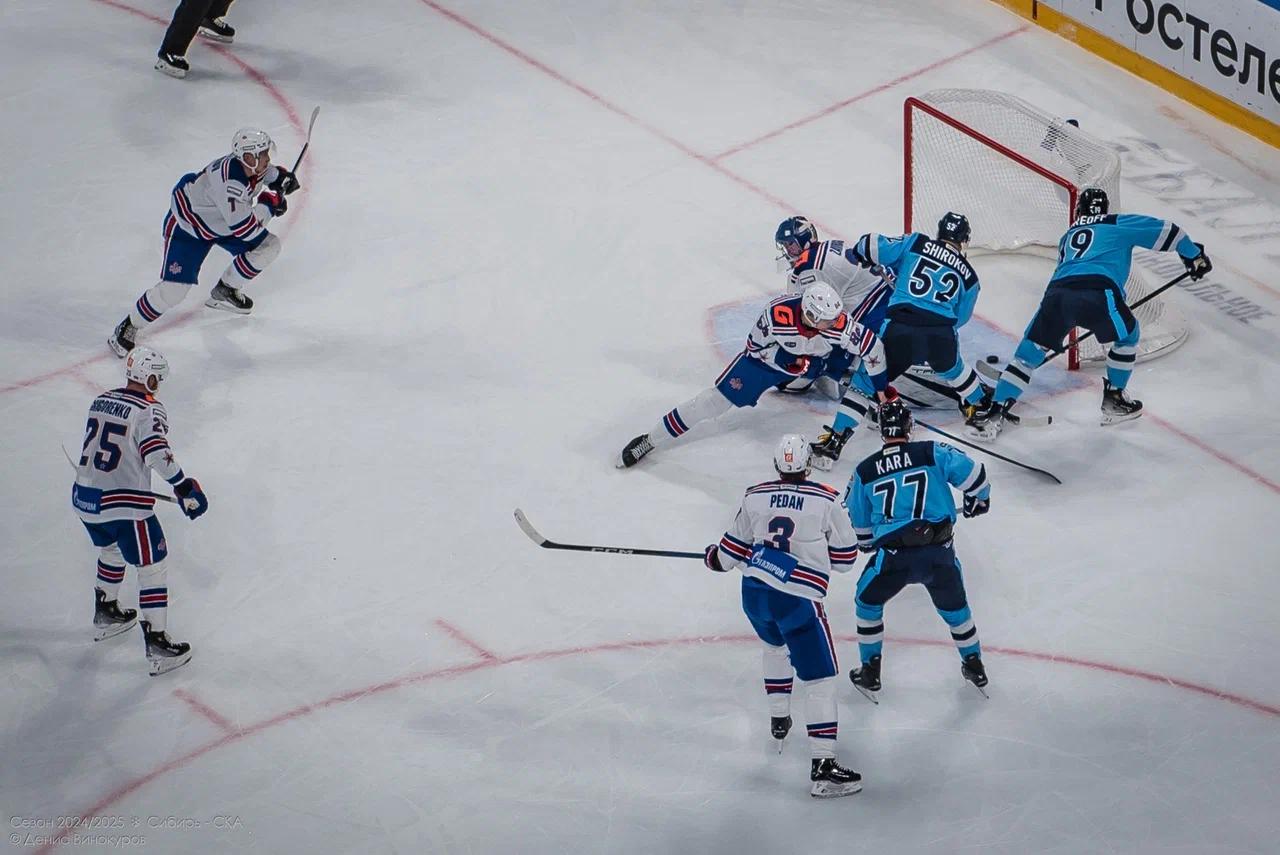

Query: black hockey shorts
left=1026, top=284, right=1136, bottom=351
left=855, top=543, right=968, bottom=613
left=881, top=319, right=960, bottom=381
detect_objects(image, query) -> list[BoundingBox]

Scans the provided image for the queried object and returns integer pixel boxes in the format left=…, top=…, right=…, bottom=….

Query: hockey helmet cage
left=775, top=216, right=818, bottom=261
left=774, top=433, right=812, bottom=475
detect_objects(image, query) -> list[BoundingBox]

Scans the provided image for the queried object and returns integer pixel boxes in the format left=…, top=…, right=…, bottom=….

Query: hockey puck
left=985, top=354, right=999, bottom=364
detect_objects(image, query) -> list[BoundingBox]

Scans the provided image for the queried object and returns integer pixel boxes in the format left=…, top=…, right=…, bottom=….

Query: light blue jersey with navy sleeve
left=845, top=440, right=989, bottom=549
left=853, top=232, right=980, bottom=326
left=1050, top=214, right=1200, bottom=299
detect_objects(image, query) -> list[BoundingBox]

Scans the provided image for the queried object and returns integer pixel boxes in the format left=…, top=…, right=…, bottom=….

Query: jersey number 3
left=80, top=418, right=126, bottom=472
left=766, top=516, right=795, bottom=552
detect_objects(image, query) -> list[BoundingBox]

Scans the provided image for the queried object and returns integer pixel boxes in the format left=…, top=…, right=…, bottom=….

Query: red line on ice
left=711, top=25, right=1032, bottom=162
left=172, top=688, right=238, bottom=735
left=36, top=628, right=1279, bottom=852
left=0, top=0, right=311, bottom=397
left=435, top=617, right=499, bottom=661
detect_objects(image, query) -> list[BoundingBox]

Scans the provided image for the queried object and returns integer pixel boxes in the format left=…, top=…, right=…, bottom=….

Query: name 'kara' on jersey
left=847, top=441, right=988, bottom=548
left=1051, top=213, right=1200, bottom=298
left=856, top=233, right=980, bottom=326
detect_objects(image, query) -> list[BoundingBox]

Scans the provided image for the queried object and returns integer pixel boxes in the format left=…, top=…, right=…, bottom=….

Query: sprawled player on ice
left=807, top=212, right=986, bottom=470
left=966, top=188, right=1212, bottom=439
left=845, top=397, right=991, bottom=698
left=703, top=434, right=863, bottom=798
left=72, top=348, right=209, bottom=675
left=108, top=128, right=301, bottom=357
left=616, top=282, right=887, bottom=469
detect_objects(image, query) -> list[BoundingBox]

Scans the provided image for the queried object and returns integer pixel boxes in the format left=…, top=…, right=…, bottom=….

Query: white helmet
left=774, top=433, right=812, bottom=475
left=125, top=347, right=169, bottom=388
left=801, top=282, right=842, bottom=327
left=231, top=127, right=275, bottom=160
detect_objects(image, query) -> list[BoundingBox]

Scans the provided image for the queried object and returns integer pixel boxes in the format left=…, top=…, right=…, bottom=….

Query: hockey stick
left=911, top=418, right=1062, bottom=484
left=286, top=106, right=320, bottom=181
left=514, top=509, right=703, bottom=559
left=1039, top=271, right=1192, bottom=365
left=836, top=392, right=1061, bottom=483
left=61, top=445, right=178, bottom=504
left=900, top=370, right=1051, bottom=427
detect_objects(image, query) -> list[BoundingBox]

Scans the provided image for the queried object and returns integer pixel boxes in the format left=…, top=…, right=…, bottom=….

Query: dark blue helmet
left=936, top=212, right=971, bottom=245
left=775, top=216, right=818, bottom=264
left=1076, top=187, right=1109, bottom=218
left=879, top=396, right=913, bottom=441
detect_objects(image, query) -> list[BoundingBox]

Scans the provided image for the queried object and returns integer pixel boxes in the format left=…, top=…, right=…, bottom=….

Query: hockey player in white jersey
left=108, top=128, right=301, bottom=357
left=617, top=282, right=888, bottom=468
left=774, top=216, right=895, bottom=398
left=72, top=348, right=209, bottom=674
left=704, top=434, right=863, bottom=797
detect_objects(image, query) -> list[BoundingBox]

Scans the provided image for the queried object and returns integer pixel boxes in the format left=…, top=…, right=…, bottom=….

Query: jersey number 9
left=1060, top=227, right=1094, bottom=263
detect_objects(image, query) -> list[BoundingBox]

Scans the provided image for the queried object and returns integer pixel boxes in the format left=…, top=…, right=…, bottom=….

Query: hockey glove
left=962, top=493, right=989, bottom=519
left=1183, top=244, right=1212, bottom=281
left=704, top=544, right=727, bottom=572
left=173, top=477, right=209, bottom=520
left=810, top=425, right=854, bottom=472
left=260, top=190, right=288, bottom=217
left=269, top=168, right=301, bottom=196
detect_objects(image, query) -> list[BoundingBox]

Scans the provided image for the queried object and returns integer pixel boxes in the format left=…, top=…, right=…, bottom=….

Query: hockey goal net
left=904, top=89, right=1187, bottom=369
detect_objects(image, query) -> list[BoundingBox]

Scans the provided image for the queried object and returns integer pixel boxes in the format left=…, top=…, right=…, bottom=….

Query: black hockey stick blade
left=913, top=419, right=1062, bottom=484
left=513, top=509, right=704, bottom=559
left=61, top=445, right=178, bottom=504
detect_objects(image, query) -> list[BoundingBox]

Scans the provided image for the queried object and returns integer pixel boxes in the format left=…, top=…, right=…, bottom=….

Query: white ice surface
left=2, top=1, right=1279, bottom=854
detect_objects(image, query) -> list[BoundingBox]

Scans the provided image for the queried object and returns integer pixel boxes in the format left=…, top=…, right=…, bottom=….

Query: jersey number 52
left=907, top=258, right=962, bottom=303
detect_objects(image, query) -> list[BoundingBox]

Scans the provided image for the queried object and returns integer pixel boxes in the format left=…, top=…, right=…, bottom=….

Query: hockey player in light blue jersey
left=809, top=212, right=986, bottom=471
left=705, top=435, right=863, bottom=798
left=844, top=397, right=991, bottom=697
left=967, top=188, right=1212, bottom=439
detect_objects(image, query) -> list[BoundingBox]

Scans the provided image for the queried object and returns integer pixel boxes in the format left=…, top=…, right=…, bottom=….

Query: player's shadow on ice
left=210, top=45, right=407, bottom=106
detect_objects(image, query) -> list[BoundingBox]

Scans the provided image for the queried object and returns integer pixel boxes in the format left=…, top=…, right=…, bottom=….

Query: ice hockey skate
left=1100, top=380, right=1142, bottom=426
left=616, top=434, right=654, bottom=469
left=205, top=281, right=254, bottom=314
left=810, top=758, right=862, bottom=798
left=108, top=316, right=136, bottom=358
left=770, top=715, right=791, bottom=752
left=141, top=620, right=193, bottom=676
left=961, top=653, right=989, bottom=697
left=93, top=588, right=137, bottom=641
left=198, top=17, right=235, bottom=43
left=154, top=52, right=189, bottom=79
left=965, top=400, right=1007, bottom=441
left=849, top=655, right=881, bottom=704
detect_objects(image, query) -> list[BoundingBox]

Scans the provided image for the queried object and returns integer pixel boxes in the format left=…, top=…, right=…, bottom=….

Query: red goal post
left=903, top=89, right=1187, bottom=369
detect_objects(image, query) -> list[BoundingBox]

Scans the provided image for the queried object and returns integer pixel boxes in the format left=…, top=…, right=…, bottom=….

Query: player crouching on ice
left=109, top=128, right=301, bottom=357
left=966, top=188, right=1211, bottom=439
left=72, top=348, right=209, bottom=675
left=704, top=434, right=863, bottom=797
left=617, top=282, right=888, bottom=468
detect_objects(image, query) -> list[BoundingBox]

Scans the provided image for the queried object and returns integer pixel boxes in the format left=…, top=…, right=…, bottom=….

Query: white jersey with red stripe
left=745, top=294, right=887, bottom=386
left=169, top=154, right=280, bottom=243
left=786, top=239, right=890, bottom=321
left=71, top=388, right=186, bottom=523
left=716, top=478, right=861, bottom=602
